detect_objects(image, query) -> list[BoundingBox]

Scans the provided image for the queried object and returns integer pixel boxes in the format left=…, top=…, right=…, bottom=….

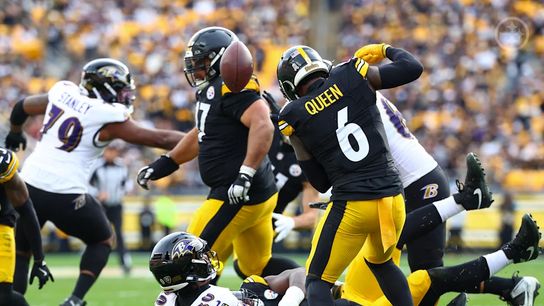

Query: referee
left=89, top=141, right=132, bottom=275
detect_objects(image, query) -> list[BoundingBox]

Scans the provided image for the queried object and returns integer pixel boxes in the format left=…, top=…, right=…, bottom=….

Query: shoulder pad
left=0, top=148, right=19, bottom=183
left=221, top=75, right=261, bottom=96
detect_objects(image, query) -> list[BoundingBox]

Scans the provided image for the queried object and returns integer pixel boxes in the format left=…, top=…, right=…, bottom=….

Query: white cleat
left=504, top=276, right=541, bottom=306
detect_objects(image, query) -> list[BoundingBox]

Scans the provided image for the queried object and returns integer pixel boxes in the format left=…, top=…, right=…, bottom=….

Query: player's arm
left=5, top=172, right=54, bottom=288
left=356, top=44, right=423, bottom=90
left=293, top=182, right=319, bottom=229
left=265, top=267, right=306, bottom=305
left=6, top=94, right=49, bottom=151
left=288, top=135, right=331, bottom=193
left=227, top=99, right=274, bottom=204
left=99, top=119, right=185, bottom=150
left=240, top=98, right=274, bottom=169
left=136, top=127, right=199, bottom=190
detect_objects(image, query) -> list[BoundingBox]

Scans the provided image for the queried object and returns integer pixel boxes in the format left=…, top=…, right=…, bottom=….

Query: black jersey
left=0, top=148, right=19, bottom=227
left=240, top=275, right=282, bottom=306
left=278, top=58, right=402, bottom=201
left=268, top=128, right=306, bottom=213
left=195, top=76, right=277, bottom=204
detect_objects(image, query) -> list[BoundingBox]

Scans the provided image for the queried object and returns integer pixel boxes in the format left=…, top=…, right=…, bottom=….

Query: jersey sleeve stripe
left=355, top=58, right=369, bottom=78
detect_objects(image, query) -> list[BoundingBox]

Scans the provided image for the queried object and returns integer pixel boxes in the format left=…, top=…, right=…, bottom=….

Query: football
left=220, top=40, right=254, bottom=92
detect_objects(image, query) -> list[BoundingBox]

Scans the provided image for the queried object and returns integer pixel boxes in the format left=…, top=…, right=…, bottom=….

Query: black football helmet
left=184, top=26, right=238, bottom=87
left=80, top=58, right=135, bottom=105
left=276, top=45, right=331, bottom=101
left=149, top=232, right=217, bottom=292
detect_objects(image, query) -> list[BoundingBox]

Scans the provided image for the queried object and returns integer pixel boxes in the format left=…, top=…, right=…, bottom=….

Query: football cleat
left=59, top=296, right=86, bottom=306
left=501, top=213, right=541, bottom=263
left=501, top=273, right=540, bottom=306
left=446, top=292, right=468, bottom=306
left=453, top=152, right=494, bottom=210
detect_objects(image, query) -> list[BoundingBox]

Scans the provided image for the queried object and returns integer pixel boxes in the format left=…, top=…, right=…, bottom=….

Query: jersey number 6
left=336, top=106, right=369, bottom=162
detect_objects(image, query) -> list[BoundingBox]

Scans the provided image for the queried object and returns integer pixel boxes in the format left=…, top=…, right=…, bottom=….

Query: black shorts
left=403, top=165, right=450, bottom=271
left=15, top=184, right=112, bottom=252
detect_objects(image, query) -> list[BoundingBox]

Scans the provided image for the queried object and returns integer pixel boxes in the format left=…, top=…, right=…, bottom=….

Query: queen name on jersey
left=20, top=81, right=131, bottom=194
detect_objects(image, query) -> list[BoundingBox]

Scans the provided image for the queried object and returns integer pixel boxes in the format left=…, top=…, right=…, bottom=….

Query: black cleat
left=502, top=214, right=541, bottom=263
left=446, top=292, right=468, bottom=306
left=453, top=152, right=494, bottom=210
left=501, top=272, right=541, bottom=306
left=60, top=296, right=86, bottom=306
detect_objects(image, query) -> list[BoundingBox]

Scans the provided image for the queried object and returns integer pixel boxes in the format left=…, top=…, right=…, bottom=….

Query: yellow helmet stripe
left=297, top=47, right=312, bottom=64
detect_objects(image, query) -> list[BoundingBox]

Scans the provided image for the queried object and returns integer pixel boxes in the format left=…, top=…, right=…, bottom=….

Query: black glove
left=30, top=260, right=54, bottom=289
left=137, top=155, right=179, bottom=190
left=227, top=166, right=255, bottom=205
left=5, top=131, right=27, bottom=152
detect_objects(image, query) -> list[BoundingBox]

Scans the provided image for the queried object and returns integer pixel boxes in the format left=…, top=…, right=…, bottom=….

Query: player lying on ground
left=149, top=214, right=541, bottom=306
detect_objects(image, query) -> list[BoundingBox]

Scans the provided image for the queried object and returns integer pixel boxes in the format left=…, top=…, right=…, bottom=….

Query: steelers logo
left=495, top=17, right=529, bottom=50
left=207, top=86, right=215, bottom=100
left=289, top=164, right=302, bottom=177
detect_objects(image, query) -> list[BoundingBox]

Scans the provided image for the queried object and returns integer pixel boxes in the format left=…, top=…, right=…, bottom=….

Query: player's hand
left=272, top=213, right=295, bottom=242
left=354, top=43, right=391, bottom=64
left=228, top=166, right=255, bottom=205
left=137, top=155, right=180, bottom=190
left=30, top=260, right=54, bottom=289
left=5, top=131, right=27, bottom=152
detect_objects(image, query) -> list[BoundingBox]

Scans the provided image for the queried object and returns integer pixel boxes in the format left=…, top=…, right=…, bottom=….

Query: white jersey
left=21, top=81, right=131, bottom=194
left=154, top=286, right=241, bottom=306
left=376, top=92, right=438, bottom=188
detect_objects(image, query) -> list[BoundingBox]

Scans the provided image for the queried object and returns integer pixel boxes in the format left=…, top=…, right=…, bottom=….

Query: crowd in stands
left=1, top=0, right=542, bottom=193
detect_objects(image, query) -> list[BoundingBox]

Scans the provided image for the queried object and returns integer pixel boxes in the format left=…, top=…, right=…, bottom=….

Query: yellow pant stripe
left=0, top=224, right=15, bottom=283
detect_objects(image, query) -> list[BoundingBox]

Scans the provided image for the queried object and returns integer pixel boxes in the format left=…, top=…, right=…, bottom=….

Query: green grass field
left=24, top=253, right=543, bottom=306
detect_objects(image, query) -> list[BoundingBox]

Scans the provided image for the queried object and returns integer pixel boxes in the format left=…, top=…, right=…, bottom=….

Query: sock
left=73, top=243, right=111, bottom=299
left=483, top=250, right=511, bottom=277
left=481, top=277, right=515, bottom=298
left=261, top=256, right=300, bottom=276
left=428, top=256, right=490, bottom=294
left=306, top=276, right=334, bottom=306
left=397, top=204, right=443, bottom=249
left=433, top=196, right=464, bottom=222
left=13, top=254, right=30, bottom=294
left=366, top=259, right=414, bottom=306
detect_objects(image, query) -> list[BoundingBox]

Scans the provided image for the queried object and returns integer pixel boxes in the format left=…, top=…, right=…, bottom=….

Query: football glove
left=5, top=131, right=27, bottom=152
left=228, top=166, right=255, bottom=205
left=354, top=43, right=391, bottom=64
left=137, top=155, right=179, bottom=190
left=272, top=213, right=295, bottom=243
left=30, top=260, right=54, bottom=289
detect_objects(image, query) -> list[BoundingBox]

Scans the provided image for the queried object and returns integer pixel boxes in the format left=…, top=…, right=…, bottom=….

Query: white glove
left=272, top=213, right=295, bottom=242
left=228, top=166, right=256, bottom=205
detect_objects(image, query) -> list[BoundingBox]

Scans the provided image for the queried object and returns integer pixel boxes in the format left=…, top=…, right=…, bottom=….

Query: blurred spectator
left=499, top=191, right=516, bottom=247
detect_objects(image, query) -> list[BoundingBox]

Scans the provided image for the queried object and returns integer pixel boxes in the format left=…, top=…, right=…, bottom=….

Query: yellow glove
left=354, top=43, right=391, bottom=64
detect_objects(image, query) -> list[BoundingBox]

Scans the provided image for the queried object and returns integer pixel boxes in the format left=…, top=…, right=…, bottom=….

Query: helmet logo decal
left=160, top=276, right=172, bottom=285
left=98, top=66, right=121, bottom=78
left=291, top=62, right=301, bottom=72
left=172, top=238, right=204, bottom=258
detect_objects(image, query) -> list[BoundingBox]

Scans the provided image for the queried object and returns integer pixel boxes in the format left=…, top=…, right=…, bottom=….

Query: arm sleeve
left=15, top=199, right=45, bottom=261
left=299, top=159, right=331, bottom=193
left=378, top=47, right=424, bottom=89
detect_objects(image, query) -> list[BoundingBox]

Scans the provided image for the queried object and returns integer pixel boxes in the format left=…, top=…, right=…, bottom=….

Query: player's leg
left=0, top=223, right=29, bottom=306
left=233, top=193, right=298, bottom=277
left=403, top=166, right=450, bottom=271
left=109, top=205, right=130, bottom=274
left=361, top=194, right=413, bottom=306
left=50, top=193, right=112, bottom=306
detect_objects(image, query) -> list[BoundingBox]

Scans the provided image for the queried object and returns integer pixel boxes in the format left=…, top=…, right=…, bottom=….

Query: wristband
left=280, top=286, right=305, bottom=306
left=149, top=155, right=180, bottom=180
left=239, top=165, right=256, bottom=177
left=10, top=98, right=29, bottom=125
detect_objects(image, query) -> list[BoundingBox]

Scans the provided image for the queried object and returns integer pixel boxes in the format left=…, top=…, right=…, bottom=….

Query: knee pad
left=80, top=242, right=112, bottom=276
